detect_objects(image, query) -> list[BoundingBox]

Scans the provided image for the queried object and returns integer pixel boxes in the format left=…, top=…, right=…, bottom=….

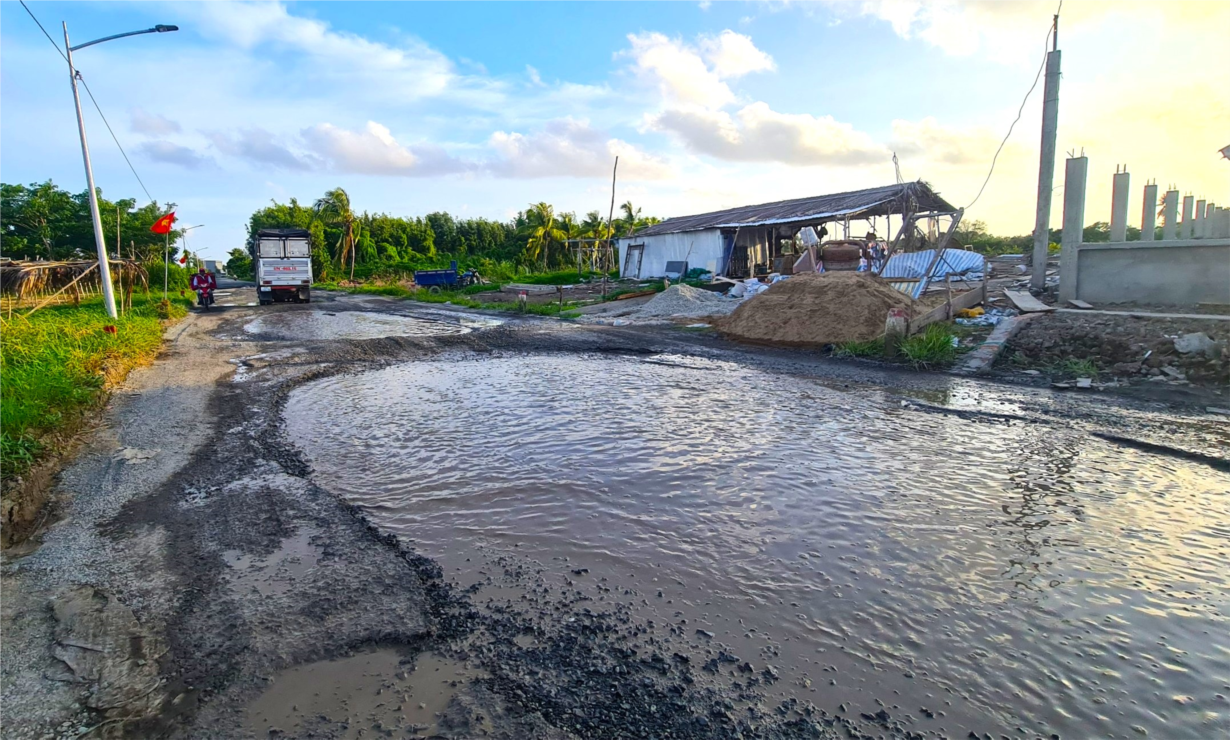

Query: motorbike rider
left=189, top=265, right=217, bottom=308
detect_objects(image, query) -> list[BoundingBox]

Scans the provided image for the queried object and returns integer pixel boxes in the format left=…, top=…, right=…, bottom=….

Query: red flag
left=150, top=211, right=176, bottom=235
left=178, top=253, right=189, bottom=265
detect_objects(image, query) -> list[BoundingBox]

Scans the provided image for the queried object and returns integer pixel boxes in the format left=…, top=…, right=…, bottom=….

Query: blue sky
left=3, top=1, right=1226, bottom=261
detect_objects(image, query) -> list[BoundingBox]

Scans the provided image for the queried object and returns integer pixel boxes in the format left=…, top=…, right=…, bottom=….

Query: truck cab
left=253, top=228, right=312, bottom=304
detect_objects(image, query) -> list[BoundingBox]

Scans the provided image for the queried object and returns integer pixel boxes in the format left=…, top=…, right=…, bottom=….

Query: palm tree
left=620, top=201, right=642, bottom=237
left=313, top=187, right=358, bottom=281
left=558, top=212, right=583, bottom=272
left=525, top=202, right=564, bottom=271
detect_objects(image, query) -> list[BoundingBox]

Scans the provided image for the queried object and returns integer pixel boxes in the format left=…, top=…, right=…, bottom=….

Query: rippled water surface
left=286, top=354, right=1230, bottom=738
left=244, top=309, right=498, bottom=340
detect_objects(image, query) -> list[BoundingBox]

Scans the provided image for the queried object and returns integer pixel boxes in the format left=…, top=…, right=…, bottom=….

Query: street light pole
left=64, top=22, right=117, bottom=318
left=60, top=20, right=178, bottom=318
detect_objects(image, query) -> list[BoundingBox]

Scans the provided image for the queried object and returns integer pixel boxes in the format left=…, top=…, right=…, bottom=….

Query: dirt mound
left=719, top=272, right=913, bottom=346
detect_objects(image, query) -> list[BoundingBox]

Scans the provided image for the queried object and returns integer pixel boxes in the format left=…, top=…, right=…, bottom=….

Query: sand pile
left=634, top=284, right=739, bottom=320
left=719, top=272, right=914, bottom=346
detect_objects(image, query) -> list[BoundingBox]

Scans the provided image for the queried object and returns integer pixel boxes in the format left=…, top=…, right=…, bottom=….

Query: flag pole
left=164, top=231, right=169, bottom=298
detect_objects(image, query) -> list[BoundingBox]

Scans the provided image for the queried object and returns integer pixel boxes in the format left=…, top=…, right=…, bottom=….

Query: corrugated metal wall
left=618, top=230, right=725, bottom=278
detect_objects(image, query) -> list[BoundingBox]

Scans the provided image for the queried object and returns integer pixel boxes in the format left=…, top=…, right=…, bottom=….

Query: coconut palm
left=620, top=201, right=642, bottom=237
left=313, top=187, right=358, bottom=281
left=525, top=202, right=564, bottom=271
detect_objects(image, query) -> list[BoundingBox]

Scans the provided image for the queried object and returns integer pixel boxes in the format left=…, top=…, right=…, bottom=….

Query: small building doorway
left=623, top=244, right=644, bottom=279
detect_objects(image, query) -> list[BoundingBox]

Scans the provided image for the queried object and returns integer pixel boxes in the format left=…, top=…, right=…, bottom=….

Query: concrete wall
left=1061, top=239, right=1230, bottom=305
left=618, top=230, right=724, bottom=279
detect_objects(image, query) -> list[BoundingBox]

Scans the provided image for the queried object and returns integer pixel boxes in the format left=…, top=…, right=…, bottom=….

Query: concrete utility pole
left=1030, top=16, right=1062, bottom=291
left=64, top=23, right=118, bottom=319
left=60, top=20, right=178, bottom=318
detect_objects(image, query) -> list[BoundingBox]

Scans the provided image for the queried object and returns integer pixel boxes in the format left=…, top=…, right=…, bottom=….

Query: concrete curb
left=952, top=313, right=1039, bottom=375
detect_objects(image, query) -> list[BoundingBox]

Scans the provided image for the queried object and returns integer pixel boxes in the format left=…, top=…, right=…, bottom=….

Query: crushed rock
left=631, top=284, right=740, bottom=320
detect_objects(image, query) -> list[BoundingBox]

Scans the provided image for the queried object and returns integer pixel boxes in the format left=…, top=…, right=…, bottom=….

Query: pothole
left=245, top=648, right=486, bottom=738
left=242, top=310, right=476, bottom=341
left=223, top=528, right=323, bottom=598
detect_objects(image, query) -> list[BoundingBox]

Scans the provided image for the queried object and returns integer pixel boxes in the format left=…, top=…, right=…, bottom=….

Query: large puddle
left=285, top=354, right=1230, bottom=738
left=243, top=309, right=500, bottom=341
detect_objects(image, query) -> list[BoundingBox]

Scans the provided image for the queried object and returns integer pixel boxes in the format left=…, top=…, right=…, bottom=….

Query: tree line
left=1, top=181, right=183, bottom=262
left=232, top=187, right=661, bottom=281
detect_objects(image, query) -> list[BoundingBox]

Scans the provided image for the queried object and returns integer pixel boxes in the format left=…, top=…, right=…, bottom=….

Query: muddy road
left=3, top=288, right=1228, bottom=740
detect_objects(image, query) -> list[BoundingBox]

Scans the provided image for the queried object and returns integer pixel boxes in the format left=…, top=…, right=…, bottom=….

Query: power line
left=79, top=77, right=156, bottom=203
left=19, top=0, right=158, bottom=206
left=19, top=0, right=67, bottom=62
left=966, top=3, right=1061, bottom=211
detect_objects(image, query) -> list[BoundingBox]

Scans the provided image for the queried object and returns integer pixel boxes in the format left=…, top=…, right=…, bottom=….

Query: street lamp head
left=154, top=25, right=179, bottom=33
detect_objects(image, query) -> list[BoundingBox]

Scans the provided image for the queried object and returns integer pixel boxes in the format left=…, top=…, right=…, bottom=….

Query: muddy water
left=243, top=309, right=499, bottom=341
left=285, top=353, right=1230, bottom=738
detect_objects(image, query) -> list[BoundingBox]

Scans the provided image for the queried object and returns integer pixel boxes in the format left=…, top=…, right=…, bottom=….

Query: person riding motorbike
left=189, top=266, right=217, bottom=310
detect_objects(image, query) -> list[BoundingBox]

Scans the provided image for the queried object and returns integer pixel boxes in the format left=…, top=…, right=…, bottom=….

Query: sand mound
left=634, top=284, right=738, bottom=320
left=719, top=272, right=913, bottom=346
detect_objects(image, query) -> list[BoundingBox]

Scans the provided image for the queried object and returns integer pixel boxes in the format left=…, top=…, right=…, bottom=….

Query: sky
left=2, top=0, right=1227, bottom=261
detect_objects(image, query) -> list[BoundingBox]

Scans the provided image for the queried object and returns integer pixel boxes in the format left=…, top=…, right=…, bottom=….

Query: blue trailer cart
left=414, top=261, right=480, bottom=293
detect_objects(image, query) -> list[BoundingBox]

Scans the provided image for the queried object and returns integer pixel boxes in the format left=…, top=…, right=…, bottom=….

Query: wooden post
left=884, top=307, right=908, bottom=357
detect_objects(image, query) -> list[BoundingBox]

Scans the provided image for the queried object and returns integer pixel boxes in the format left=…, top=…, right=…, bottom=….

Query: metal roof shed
left=618, top=182, right=959, bottom=279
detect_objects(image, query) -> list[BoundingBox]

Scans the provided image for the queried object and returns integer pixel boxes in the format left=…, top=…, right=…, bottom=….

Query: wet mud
left=5, top=293, right=1227, bottom=739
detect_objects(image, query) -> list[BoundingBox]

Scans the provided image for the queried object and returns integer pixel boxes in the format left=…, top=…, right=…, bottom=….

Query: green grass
left=833, top=338, right=885, bottom=358
left=1, top=293, right=190, bottom=478
left=1055, top=358, right=1100, bottom=379
left=899, top=323, right=958, bottom=369
left=513, top=269, right=617, bottom=285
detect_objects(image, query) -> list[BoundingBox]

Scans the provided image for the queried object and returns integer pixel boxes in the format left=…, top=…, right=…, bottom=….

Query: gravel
left=632, top=284, right=740, bottom=320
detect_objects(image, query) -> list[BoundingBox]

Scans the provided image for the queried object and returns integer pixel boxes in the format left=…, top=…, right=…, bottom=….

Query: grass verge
left=833, top=338, right=885, bottom=358
left=899, top=323, right=958, bottom=369
left=1, top=293, right=190, bottom=479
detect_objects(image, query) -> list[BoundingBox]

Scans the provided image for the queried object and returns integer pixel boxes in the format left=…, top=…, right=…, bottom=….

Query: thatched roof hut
left=0, top=259, right=148, bottom=302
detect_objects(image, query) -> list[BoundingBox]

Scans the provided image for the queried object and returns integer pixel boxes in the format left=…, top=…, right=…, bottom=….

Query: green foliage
left=0, top=293, right=190, bottom=477
left=225, top=248, right=253, bottom=280
left=834, top=338, right=885, bottom=358
left=516, top=269, right=609, bottom=285
left=1, top=180, right=181, bottom=262
left=1055, top=358, right=1100, bottom=379
left=899, top=323, right=958, bottom=369
left=246, top=189, right=651, bottom=278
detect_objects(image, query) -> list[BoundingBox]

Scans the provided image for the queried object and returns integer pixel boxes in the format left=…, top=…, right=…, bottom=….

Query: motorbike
left=195, top=288, right=215, bottom=310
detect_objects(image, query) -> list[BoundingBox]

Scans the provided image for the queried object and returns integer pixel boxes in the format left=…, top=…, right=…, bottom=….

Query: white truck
left=253, top=228, right=312, bottom=304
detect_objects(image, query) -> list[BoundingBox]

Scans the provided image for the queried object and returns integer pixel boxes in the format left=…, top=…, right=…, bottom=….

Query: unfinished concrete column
left=1181, top=194, right=1194, bottom=239
left=1141, top=183, right=1157, bottom=241
left=1162, top=189, right=1179, bottom=240
left=1110, top=168, right=1130, bottom=241
left=1194, top=199, right=1207, bottom=238
left=1058, top=155, right=1088, bottom=304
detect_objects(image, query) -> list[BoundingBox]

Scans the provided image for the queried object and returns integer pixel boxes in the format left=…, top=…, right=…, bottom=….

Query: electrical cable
left=19, top=0, right=158, bottom=205
left=79, top=78, right=156, bottom=204
left=965, top=1, right=1062, bottom=210
left=19, top=0, right=67, bottom=62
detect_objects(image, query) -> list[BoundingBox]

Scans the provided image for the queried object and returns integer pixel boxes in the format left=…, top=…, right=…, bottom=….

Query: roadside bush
left=834, top=338, right=885, bottom=358
left=899, top=323, right=958, bottom=369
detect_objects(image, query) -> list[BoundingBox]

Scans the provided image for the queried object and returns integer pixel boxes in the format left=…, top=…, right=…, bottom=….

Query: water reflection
left=286, top=354, right=1230, bottom=738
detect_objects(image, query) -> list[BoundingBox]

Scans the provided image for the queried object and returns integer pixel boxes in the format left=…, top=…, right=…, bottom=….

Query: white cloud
left=700, top=30, right=776, bottom=78
left=649, top=102, right=887, bottom=166
left=188, top=1, right=461, bottom=102
left=526, top=65, right=545, bottom=87
left=488, top=118, right=672, bottom=180
left=621, top=32, right=736, bottom=109
left=300, top=121, right=467, bottom=176
left=130, top=108, right=182, bottom=135
left=137, top=140, right=212, bottom=169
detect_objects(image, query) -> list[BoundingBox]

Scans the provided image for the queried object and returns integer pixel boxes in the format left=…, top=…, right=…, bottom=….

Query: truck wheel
left=300, top=288, right=311, bottom=304
left=428, top=286, right=442, bottom=294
